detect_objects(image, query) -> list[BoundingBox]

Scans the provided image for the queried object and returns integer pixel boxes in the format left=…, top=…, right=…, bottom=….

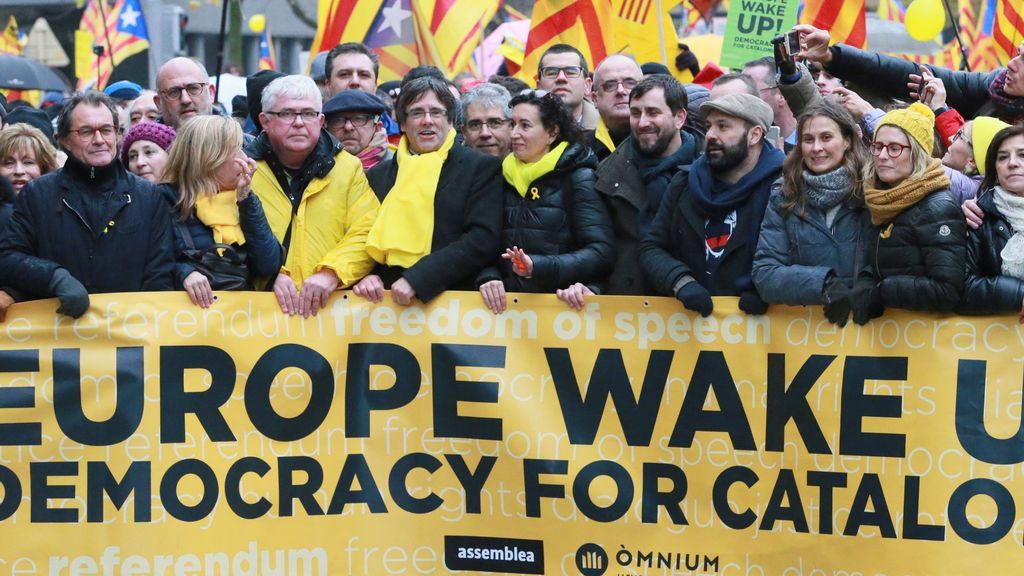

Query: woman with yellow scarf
left=477, top=90, right=614, bottom=314
left=159, top=116, right=282, bottom=308
left=855, top=102, right=965, bottom=320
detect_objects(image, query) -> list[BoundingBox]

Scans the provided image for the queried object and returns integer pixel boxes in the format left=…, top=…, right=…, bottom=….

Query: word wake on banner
left=0, top=291, right=1023, bottom=575
left=721, top=0, right=799, bottom=69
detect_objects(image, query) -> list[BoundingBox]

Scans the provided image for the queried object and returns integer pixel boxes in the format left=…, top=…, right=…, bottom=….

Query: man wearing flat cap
left=323, top=90, right=392, bottom=170
left=640, top=92, right=785, bottom=317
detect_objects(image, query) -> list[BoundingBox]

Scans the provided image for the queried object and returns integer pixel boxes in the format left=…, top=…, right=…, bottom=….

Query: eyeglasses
left=160, top=82, right=207, bottom=101
left=540, top=66, right=584, bottom=80
left=870, top=142, right=912, bottom=158
left=406, top=107, right=448, bottom=121
left=265, top=109, right=322, bottom=123
left=327, top=113, right=376, bottom=128
left=952, top=127, right=971, bottom=146
left=464, top=118, right=511, bottom=132
left=70, top=125, right=118, bottom=140
left=598, top=78, right=639, bottom=93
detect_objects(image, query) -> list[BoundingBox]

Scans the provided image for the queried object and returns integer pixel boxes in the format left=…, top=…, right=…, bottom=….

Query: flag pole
left=656, top=0, right=667, bottom=64
left=94, top=0, right=116, bottom=87
left=213, top=0, right=229, bottom=105
left=939, top=0, right=971, bottom=71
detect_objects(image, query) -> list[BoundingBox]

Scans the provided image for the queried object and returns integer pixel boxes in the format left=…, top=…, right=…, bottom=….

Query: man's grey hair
left=457, top=83, right=511, bottom=128
left=262, top=75, right=323, bottom=113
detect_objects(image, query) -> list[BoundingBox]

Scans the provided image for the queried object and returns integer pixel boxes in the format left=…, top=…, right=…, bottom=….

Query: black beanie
left=246, top=70, right=286, bottom=131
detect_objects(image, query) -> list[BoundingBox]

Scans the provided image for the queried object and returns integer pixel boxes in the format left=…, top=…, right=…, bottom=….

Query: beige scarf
left=864, top=159, right=950, bottom=225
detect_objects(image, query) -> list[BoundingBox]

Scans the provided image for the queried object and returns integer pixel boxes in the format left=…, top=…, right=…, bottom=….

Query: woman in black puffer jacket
left=857, top=103, right=965, bottom=320
left=477, top=90, right=614, bottom=313
left=962, top=126, right=1024, bottom=315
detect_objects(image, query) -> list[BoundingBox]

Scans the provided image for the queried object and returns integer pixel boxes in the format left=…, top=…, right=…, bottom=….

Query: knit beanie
left=120, top=121, right=176, bottom=165
left=971, top=116, right=1011, bottom=176
left=875, top=102, right=935, bottom=153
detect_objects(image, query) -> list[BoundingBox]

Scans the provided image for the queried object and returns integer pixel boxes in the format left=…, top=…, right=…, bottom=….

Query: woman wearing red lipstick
left=753, top=101, right=872, bottom=326
left=962, top=126, right=1024, bottom=317
left=0, top=124, right=58, bottom=197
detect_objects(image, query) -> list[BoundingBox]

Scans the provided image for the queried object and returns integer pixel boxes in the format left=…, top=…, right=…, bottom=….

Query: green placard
left=720, top=0, right=800, bottom=69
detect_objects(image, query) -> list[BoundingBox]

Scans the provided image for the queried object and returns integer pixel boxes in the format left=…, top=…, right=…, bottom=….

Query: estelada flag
left=259, top=28, right=276, bottom=71
left=310, top=0, right=419, bottom=83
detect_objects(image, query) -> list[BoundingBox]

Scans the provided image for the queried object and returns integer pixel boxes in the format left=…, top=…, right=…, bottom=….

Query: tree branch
left=285, top=0, right=317, bottom=29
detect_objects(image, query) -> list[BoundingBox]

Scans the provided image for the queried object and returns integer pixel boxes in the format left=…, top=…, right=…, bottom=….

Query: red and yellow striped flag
left=519, top=0, right=615, bottom=82
left=800, top=0, right=866, bottom=49
left=613, top=0, right=681, bottom=65
left=310, top=0, right=419, bottom=83
left=75, top=0, right=150, bottom=91
left=412, top=0, right=500, bottom=78
left=992, top=0, right=1024, bottom=64
left=886, top=40, right=962, bottom=69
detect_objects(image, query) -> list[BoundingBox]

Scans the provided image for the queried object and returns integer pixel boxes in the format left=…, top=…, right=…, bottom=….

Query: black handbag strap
left=175, top=221, right=196, bottom=250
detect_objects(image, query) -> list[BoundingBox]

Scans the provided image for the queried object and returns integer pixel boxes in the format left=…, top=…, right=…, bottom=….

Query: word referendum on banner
left=0, top=292, right=1022, bottom=576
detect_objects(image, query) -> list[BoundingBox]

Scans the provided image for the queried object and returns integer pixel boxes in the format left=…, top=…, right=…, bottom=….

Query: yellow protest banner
left=0, top=291, right=1022, bottom=575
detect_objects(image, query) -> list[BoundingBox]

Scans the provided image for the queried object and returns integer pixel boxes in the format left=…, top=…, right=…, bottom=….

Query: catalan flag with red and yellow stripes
left=520, top=0, right=615, bottom=82
left=800, top=0, right=866, bottom=49
left=876, top=0, right=905, bottom=24
left=310, top=0, right=419, bottom=83
left=992, top=0, right=1024, bottom=64
left=412, top=0, right=500, bottom=78
left=613, top=0, right=682, bottom=65
left=75, top=0, right=150, bottom=91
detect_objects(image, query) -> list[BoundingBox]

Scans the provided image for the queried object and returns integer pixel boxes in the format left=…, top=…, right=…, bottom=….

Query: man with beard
left=596, top=75, right=698, bottom=295
left=640, top=93, right=784, bottom=316
left=155, top=58, right=216, bottom=129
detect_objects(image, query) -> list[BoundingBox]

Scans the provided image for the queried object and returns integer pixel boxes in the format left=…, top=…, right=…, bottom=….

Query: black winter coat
left=961, top=188, right=1024, bottom=314
left=640, top=165, right=775, bottom=297
left=367, top=144, right=502, bottom=302
left=478, top=143, right=614, bottom=293
left=826, top=44, right=1004, bottom=121
left=872, top=188, right=966, bottom=312
left=0, top=160, right=174, bottom=299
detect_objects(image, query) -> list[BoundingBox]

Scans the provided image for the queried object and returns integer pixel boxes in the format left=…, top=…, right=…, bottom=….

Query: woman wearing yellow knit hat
left=850, top=102, right=966, bottom=323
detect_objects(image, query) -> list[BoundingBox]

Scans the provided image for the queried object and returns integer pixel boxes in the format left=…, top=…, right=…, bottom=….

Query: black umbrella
left=0, top=54, right=68, bottom=91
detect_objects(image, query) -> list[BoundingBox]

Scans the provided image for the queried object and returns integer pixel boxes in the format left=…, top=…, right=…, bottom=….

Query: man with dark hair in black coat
left=0, top=91, right=173, bottom=319
left=640, top=93, right=784, bottom=317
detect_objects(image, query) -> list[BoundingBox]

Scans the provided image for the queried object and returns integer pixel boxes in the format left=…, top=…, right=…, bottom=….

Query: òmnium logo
left=575, top=543, right=608, bottom=576
left=444, top=535, right=544, bottom=574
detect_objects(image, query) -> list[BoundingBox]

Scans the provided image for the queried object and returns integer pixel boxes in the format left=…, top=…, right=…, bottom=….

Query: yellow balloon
left=248, top=14, right=266, bottom=34
left=905, top=0, right=946, bottom=42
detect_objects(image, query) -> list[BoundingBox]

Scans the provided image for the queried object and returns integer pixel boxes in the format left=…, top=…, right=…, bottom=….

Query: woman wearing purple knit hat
left=121, top=121, right=176, bottom=183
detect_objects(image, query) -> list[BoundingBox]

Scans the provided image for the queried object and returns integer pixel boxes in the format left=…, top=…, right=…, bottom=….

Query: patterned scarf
left=356, top=127, right=390, bottom=171
left=988, top=69, right=1024, bottom=126
left=864, top=159, right=950, bottom=225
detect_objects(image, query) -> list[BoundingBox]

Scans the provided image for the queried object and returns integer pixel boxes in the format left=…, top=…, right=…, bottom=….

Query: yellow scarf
left=864, top=159, right=950, bottom=225
left=366, top=129, right=456, bottom=267
left=502, top=141, right=569, bottom=198
left=594, top=119, right=616, bottom=154
left=195, top=191, right=245, bottom=245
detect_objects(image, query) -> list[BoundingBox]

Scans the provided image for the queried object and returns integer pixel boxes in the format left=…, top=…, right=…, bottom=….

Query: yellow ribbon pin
left=529, top=187, right=540, bottom=200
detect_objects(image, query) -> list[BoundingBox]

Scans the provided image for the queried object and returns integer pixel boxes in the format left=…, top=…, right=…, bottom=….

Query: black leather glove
left=739, top=290, right=769, bottom=315
left=676, top=282, right=713, bottom=317
left=850, top=275, right=884, bottom=325
left=822, top=276, right=851, bottom=327
left=49, top=268, right=89, bottom=318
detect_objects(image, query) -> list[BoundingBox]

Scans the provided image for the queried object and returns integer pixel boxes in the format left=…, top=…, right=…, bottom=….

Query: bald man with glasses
left=155, top=57, right=216, bottom=129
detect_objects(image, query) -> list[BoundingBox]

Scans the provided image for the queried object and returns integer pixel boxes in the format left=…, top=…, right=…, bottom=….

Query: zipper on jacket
left=61, top=198, right=94, bottom=235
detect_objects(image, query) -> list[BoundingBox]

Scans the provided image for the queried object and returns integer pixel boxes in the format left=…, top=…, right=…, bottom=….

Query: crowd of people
left=0, top=26, right=1022, bottom=325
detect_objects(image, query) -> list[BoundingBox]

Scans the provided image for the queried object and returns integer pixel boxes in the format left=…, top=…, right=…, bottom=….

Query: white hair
left=262, top=75, right=322, bottom=113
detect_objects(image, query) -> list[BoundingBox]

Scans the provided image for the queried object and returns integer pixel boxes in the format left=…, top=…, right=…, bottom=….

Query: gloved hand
left=676, top=282, right=713, bottom=317
left=49, top=268, right=89, bottom=318
left=739, top=290, right=769, bottom=315
left=850, top=275, right=883, bottom=325
left=822, top=276, right=851, bottom=326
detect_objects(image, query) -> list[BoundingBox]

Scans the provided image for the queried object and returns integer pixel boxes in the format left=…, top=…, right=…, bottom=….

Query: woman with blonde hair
left=159, top=115, right=282, bottom=307
left=855, top=102, right=965, bottom=319
left=0, top=123, right=58, bottom=196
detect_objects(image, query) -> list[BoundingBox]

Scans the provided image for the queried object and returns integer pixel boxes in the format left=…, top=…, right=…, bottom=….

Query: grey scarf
left=803, top=167, right=851, bottom=212
left=993, top=186, right=1024, bottom=280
